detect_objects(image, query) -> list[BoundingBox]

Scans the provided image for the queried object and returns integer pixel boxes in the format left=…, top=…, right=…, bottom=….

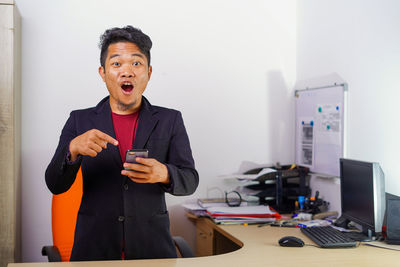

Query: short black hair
left=99, top=25, right=152, bottom=68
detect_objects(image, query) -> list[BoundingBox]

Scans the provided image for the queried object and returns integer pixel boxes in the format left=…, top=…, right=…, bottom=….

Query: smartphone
left=124, top=149, right=148, bottom=170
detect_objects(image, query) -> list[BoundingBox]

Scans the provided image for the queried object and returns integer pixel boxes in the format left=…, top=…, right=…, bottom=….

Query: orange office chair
left=42, top=168, right=194, bottom=261
left=42, top=168, right=83, bottom=261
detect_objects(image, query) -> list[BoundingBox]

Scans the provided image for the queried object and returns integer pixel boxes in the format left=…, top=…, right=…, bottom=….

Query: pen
left=270, top=223, right=298, bottom=228
left=243, top=222, right=271, bottom=226
left=257, top=222, right=274, bottom=227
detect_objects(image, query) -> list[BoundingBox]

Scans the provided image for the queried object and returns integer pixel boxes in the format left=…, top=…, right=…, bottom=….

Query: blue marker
left=298, top=196, right=305, bottom=210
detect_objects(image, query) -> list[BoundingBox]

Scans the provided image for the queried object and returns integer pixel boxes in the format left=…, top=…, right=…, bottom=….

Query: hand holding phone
left=124, top=149, right=148, bottom=170
left=122, top=149, right=170, bottom=184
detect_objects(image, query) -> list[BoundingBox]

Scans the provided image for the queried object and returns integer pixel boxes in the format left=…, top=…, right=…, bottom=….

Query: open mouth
left=121, top=82, right=134, bottom=93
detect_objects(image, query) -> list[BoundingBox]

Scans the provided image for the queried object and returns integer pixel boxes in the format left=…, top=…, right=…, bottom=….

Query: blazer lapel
left=133, top=97, right=158, bottom=149
left=93, top=97, right=122, bottom=166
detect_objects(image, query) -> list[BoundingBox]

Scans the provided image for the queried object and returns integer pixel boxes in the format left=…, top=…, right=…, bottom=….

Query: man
left=45, top=26, right=199, bottom=261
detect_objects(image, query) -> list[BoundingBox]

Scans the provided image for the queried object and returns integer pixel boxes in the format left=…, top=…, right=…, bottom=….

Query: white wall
left=297, top=0, right=400, bottom=209
left=16, top=0, right=297, bottom=262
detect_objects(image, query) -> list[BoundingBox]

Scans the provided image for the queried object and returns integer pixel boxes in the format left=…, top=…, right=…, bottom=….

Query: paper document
left=181, top=203, right=205, bottom=211
left=207, top=205, right=276, bottom=215
left=237, top=161, right=273, bottom=174
left=197, top=199, right=247, bottom=209
left=219, top=167, right=276, bottom=181
left=214, top=217, right=276, bottom=225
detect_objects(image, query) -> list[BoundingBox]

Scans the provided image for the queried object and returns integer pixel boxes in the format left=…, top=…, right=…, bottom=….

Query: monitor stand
left=334, top=216, right=374, bottom=241
left=343, top=231, right=370, bottom=242
left=333, top=216, right=349, bottom=228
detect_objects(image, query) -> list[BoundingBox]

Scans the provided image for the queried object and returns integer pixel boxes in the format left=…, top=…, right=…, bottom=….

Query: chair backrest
left=51, top=168, right=83, bottom=261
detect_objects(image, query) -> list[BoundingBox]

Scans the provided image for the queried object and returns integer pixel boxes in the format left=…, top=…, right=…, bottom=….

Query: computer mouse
left=278, top=236, right=305, bottom=247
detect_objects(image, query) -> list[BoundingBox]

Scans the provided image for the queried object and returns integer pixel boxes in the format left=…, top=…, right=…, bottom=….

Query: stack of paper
left=197, top=198, right=248, bottom=208
left=181, top=202, right=209, bottom=217
left=206, top=205, right=281, bottom=225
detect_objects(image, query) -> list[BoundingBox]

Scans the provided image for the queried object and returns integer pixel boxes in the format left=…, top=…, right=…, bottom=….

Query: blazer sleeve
left=45, top=111, right=82, bottom=195
left=163, top=111, right=199, bottom=196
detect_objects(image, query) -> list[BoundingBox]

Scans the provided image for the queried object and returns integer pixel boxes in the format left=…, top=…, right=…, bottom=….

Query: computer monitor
left=337, top=158, right=385, bottom=238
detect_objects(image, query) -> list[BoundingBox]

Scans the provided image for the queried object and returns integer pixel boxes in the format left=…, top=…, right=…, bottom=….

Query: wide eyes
left=110, top=61, right=142, bottom=67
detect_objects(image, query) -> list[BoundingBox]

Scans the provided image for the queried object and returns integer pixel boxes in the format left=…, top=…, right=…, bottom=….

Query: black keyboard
left=301, top=226, right=357, bottom=248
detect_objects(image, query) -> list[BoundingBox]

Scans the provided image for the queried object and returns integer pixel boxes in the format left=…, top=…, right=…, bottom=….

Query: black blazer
left=45, top=96, right=199, bottom=261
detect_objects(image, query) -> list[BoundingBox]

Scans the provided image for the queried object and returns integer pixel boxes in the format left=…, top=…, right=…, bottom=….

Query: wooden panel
left=0, top=0, right=14, bottom=5
left=195, top=219, right=213, bottom=256
left=213, top=230, right=241, bottom=255
left=194, top=217, right=242, bottom=257
left=13, top=4, right=22, bottom=263
left=0, top=3, right=21, bottom=266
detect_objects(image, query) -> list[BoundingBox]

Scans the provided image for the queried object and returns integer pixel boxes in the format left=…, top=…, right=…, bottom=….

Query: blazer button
left=124, top=184, right=128, bottom=190
left=118, top=216, right=125, bottom=222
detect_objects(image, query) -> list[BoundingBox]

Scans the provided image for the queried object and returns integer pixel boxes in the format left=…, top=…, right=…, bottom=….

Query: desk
left=8, top=218, right=399, bottom=267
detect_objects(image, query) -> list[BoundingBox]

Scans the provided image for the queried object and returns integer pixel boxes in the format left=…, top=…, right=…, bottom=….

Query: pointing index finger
left=96, top=130, right=118, bottom=146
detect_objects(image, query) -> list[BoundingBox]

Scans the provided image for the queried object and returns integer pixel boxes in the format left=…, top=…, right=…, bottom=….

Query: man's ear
left=148, top=66, right=152, bottom=80
left=99, top=66, right=106, bottom=82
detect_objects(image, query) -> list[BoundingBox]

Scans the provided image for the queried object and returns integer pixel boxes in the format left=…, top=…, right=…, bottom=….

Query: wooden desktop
left=8, top=216, right=399, bottom=267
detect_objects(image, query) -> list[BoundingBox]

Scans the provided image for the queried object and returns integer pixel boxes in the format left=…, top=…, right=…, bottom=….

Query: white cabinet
left=0, top=0, right=21, bottom=265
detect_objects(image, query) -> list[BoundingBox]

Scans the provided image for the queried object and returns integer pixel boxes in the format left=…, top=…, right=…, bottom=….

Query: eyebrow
left=109, top=53, right=145, bottom=60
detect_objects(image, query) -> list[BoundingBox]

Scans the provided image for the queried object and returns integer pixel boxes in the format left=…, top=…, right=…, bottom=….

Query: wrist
left=161, top=174, right=170, bottom=184
left=68, top=141, right=79, bottom=161
left=161, top=165, right=170, bottom=184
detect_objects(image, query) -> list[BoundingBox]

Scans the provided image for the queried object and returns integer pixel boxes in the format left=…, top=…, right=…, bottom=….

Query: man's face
left=99, top=42, right=152, bottom=114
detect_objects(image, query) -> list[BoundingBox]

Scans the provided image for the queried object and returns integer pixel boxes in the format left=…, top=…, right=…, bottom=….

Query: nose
left=121, top=65, right=135, bottom=78
left=122, top=72, right=133, bottom=78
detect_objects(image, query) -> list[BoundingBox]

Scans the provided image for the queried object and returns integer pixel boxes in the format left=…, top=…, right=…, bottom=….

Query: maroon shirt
left=111, top=112, right=139, bottom=162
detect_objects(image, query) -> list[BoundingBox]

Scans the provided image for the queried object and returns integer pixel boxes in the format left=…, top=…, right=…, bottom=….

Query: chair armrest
left=41, top=246, right=62, bottom=262
left=173, top=236, right=195, bottom=258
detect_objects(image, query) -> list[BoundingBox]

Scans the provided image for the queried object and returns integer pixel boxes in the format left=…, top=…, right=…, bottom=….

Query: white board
left=295, top=84, right=347, bottom=176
